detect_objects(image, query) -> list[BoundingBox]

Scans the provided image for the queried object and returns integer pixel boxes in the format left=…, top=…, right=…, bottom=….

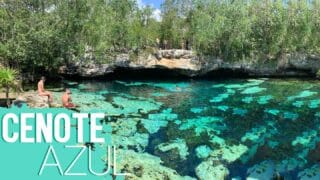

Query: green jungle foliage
left=1, top=0, right=320, bottom=73
left=0, top=67, right=18, bottom=105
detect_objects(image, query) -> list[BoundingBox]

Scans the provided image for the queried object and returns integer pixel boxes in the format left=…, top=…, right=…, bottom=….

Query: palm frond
left=0, top=67, right=18, bottom=87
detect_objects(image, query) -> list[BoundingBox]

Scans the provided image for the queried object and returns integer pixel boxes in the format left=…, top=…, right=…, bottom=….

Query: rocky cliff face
left=58, top=49, right=320, bottom=78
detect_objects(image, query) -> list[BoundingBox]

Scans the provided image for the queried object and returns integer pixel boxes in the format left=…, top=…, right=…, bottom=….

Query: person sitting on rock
left=38, top=76, right=53, bottom=102
left=62, top=88, right=76, bottom=108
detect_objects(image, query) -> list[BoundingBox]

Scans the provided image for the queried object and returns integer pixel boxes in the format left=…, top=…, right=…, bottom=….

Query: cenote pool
left=58, top=78, right=320, bottom=179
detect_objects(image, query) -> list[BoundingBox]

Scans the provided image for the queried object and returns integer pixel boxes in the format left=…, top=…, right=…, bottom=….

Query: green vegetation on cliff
left=1, top=0, right=320, bottom=74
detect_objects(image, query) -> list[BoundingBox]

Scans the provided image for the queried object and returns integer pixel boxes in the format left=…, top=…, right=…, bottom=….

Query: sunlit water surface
left=59, top=78, right=320, bottom=179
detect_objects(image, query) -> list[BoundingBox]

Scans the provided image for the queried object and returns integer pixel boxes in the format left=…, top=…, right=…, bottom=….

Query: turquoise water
left=62, top=78, right=320, bottom=179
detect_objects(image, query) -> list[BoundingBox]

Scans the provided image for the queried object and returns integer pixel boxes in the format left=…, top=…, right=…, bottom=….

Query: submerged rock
left=232, top=108, right=248, bottom=116
left=139, top=109, right=177, bottom=135
left=210, top=144, right=248, bottom=163
left=298, top=164, right=320, bottom=180
left=293, top=101, right=304, bottom=108
left=247, top=161, right=275, bottom=179
left=290, top=128, right=320, bottom=167
left=195, top=145, right=212, bottom=159
left=264, top=109, right=280, bottom=116
left=242, top=96, right=254, bottom=104
left=216, top=105, right=229, bottom=112
left=112, top=96, right=162, bottom=114
left=241, top=86, right=266, bottom=94
left=241, top=126, right=268, bottom=143
left=257, top=95, right=273, bottom=104
left=111, top=119, right=149, bottom=152
left=288, top=90, right=318, bottom=101
left=276, top=158, right=301, bottom=173
left=195, top=160, right=229, bottom=180
left=116, top=149, right=195, bottom=180
left=240, top=121, right=278, bottom=163
left=179, top=116, right=225, bottom=136
left=156, top=139, right=189, bottom=160
left=116, top=81, right=191, bottom=92
left=283, top=112, right=299, bottom=121
left=210, top=135, right=226, bottom=146
left=140, top=119, right=168, bottom=134
left=190, top=107, right=206, bottom=114
left=308, top=99, right=320, bottom=109
left=224, top=79, right=265, bottom=90
left=292, top=130, right=318, bottom=147
left=212, top=83, right=225, bottom=88
left=209, top=93, right=230, bottom=103
left=112, top=132, right=149, bottom=152
left=148, top=108, right=178, bottom=121
left=151, top=92, right=168, bottom=97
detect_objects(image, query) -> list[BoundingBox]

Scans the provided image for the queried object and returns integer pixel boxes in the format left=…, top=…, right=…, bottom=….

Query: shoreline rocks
left=59, top=50, right=320, bottom=78
left=15, top=91, right=50, bottom=108
left=14, top=91, right=63, bottom=108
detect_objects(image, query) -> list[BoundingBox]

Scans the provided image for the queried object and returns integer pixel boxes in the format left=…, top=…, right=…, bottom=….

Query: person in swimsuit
left=38, top=76, right=53, bottom=102
left=62, top=88, right=75, bottom=108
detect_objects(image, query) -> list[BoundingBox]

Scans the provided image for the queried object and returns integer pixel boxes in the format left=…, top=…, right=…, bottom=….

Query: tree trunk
left=5, top=85, right=10, bottom=107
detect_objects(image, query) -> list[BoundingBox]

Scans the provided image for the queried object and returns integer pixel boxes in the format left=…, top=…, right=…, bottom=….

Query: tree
left=0, top=0, right=66, bottom=76
left=1, top=0, right=320, bottom=72
left=108, top=0, right=136, bottom=52
left=0, top=67, right=18, bottom=106
left=160, top=0, right=179, bottom=49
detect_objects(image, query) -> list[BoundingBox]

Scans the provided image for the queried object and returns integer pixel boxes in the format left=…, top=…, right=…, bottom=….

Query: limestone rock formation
left=116, top=149, right=195, bottom=180
left=195, top=160, right=229, bottom=180
left=15, top=91, right=50, bottom=108
left=59, top=49, right=202, bottom=77
left=59, top=49, right=320, bottom=78
left=247, top=161, right=275, bottom=179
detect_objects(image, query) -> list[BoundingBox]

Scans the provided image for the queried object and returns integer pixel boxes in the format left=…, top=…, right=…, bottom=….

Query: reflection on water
left=60, top=78, right=320, bottom=179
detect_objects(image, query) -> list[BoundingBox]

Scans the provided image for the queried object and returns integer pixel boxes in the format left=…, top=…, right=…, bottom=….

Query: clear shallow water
left=61, top=78, right=320, bottom=179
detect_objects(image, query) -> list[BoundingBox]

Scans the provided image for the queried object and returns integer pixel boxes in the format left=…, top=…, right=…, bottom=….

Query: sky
left=141, top=0, right=164, bottom=9
left=137, top=0, right=164, bottom=21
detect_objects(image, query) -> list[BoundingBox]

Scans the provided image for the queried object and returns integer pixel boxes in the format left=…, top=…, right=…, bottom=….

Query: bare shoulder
left=62, top=93, right=68, bottom=102
left=38, top=80, right=43, bottom=86
left=37, top=80, right=44, bottom=92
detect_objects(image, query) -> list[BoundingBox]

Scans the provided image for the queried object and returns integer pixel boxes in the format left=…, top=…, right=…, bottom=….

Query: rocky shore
left=59, top=49, right=320, bottom=78
left=13, top=91, right=63, bottom=108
